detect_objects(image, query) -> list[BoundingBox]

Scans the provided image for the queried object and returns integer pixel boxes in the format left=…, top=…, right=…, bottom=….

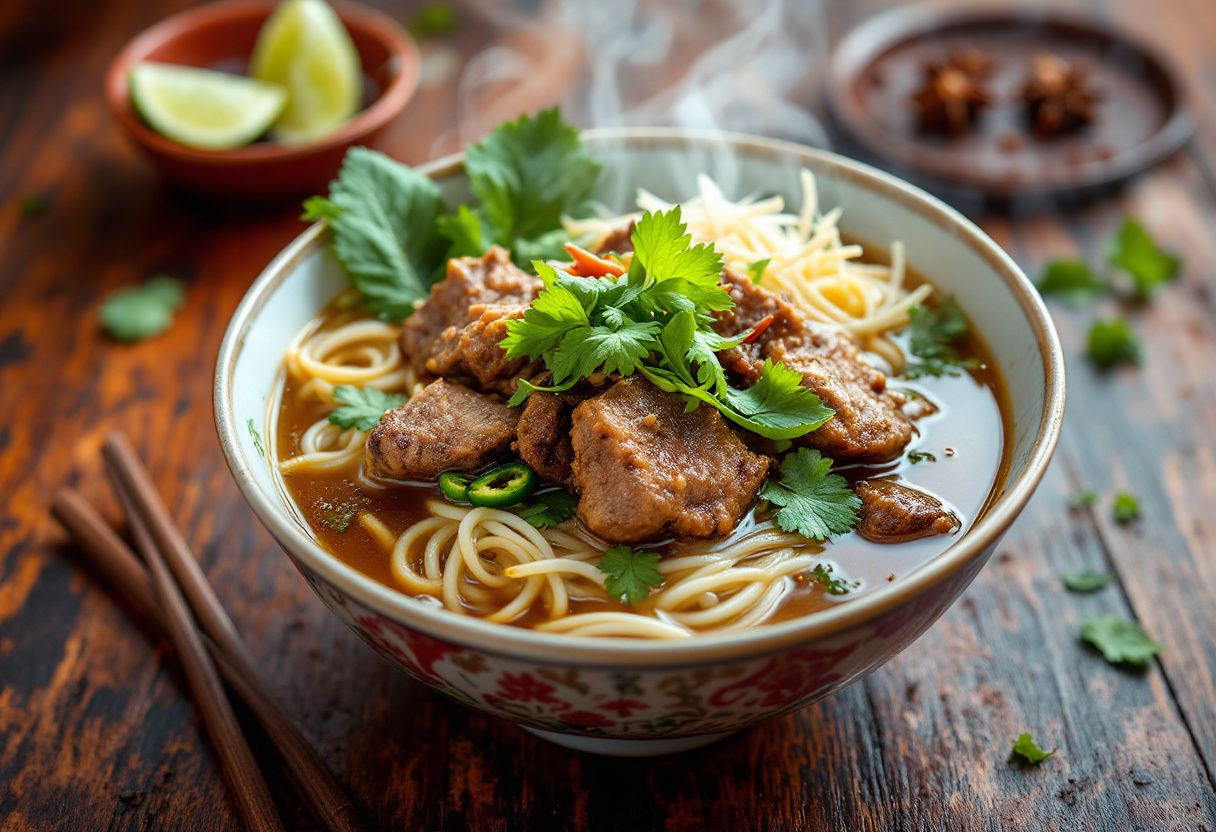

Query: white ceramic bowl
left=215, top=129, right=1064, bottom=756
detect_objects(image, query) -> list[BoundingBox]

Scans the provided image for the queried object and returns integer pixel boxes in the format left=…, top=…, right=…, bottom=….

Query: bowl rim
left=214, top=127, right=1066, bottom=668
left=104, top=0, right=420, bottom=164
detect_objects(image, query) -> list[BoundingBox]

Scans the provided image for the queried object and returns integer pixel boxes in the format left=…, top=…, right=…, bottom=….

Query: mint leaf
left=1011, top=733, right=1055, bottom=764
left=761, top=448, right=861, bottom=540
left=1109, top=217, right=1180, bottom=299
left=1080, top=615, right=1161, bottom=667
left=99, top=276, right=186, bottom=342
left=312, top=148, right=447, bottom=321
left=465, top=108, right=600, bottom=263
left=1062, top=569, right=1113, bottom=592
left=1086, top=318, right=1141, bottom=369
left=598, top=545, right=664, bottom=605
left=328, top=385, right=406, bottom=431
left=1037, top=259, right=1106, bottom=304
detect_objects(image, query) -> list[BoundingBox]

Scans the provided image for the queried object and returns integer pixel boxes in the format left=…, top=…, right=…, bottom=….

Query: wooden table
left=2, top=0, right=1214, bottom=829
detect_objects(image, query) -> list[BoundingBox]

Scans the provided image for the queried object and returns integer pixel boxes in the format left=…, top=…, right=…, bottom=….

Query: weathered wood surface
left=1, top=0, right=1214, bottom=830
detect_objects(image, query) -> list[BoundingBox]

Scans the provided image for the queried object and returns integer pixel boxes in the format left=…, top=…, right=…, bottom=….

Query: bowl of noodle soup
left=215, top=128, right=1064, bottom=755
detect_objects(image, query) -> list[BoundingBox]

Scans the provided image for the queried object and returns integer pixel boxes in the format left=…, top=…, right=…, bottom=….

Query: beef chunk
left=399, top=246, right=541, bottom=380
left=365, top=379, right=518, bottom=481
left=426, top=303, right=540, bottom=394
left=714, top=271, right=913, bottom=463
left=855, top=479, right=959, bottom=543
left=513, top=393, right=577, bottom=484
left=570, top=377, right=770, bottom=543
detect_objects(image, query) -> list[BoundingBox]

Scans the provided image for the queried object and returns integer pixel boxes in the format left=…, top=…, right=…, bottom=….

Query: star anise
left=1021, top=53, right=1100, bottom=137
left=911, top=49, right=994, bottom=137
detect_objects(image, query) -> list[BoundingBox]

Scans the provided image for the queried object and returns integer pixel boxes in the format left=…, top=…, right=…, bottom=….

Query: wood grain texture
left=1, top=1, right=1214, bottom=830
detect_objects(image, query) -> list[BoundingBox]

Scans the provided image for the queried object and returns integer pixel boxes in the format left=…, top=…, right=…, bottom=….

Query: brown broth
left=274, top=264, right=1011, bottom=631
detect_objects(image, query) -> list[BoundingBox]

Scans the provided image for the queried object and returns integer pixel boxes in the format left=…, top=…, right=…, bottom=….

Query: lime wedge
left=129, top=63, right=287, bottom=150
left=250, top=0, right=362, bottom=144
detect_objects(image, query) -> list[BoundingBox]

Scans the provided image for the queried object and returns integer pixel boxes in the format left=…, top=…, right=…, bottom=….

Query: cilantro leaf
left=760, top=448, right=861, bottom=540
left=465, top=108, right=600, bottom=264
left=724, top=360, right=835, bottom=439
left=907, top=450, right=936, bottom=464
left=1080, top=615, right=1161, bottom=667
left=903, top=297, right=982, bottom=379
left=1011, top=733, right=1055, bottom=765
left=1109, top=217, right=1180, bottom=299
left=1112, top=492, right=1140, bottom=524
left=1069, top=488, right=1098, bottom=509
left=1037, top=259, right=1106, bottom=305
left=1086, top=318, right=1141, bottom=369
left=311, top=148, right=447, bottom=321
left=99, top=276, right=186, bottom=342
left=328, top=385, right=406, bottom=431
left=1062, top=569, right=1113, bottom=593
left=500, top=267, right=590, bottom=361
left=597, top=545, right=664, bottom=605
left=516, top=490, right=578, bottom=529
left=631, top=208, right=724, bottom=288
left=811, top=563, right=850, bottom=595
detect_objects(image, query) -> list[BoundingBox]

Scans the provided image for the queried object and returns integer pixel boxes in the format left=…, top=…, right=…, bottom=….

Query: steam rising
left=438, top=0, right=831, bottom=205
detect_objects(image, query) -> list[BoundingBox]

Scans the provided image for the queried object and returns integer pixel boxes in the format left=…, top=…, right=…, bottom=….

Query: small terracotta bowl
left=105, top=0, right=420, bottom=198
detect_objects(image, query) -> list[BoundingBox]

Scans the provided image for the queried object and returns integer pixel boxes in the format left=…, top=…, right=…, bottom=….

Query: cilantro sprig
left=1080, top=615, right=1161, bottom=668
left=502, top=207, right=834, bottom=440
left=328, top=386, right=406, bottom=431
left=760, top=448, right=861, bottom=541
left=99, top=276, right=187, bottom=342
left=516, top=490, right=578, bottom=529
left=1109, top=217, right=1180, bottom=299
left=902, top=297, right=982, bottom=379
left=1087, top=318, right=1141, bottom=369
left=598, top=546, right=664, bottom=605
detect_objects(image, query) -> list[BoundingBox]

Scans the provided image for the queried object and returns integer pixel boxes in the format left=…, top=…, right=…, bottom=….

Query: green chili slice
left=467, top=462, right=536, bottom=508
left=438, top=471, right=473, bottom=503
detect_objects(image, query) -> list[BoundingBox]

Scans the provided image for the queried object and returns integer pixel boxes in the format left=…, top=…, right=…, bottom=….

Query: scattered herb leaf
left=598, top=545, right=664, bottom=605
left=18, top=193, right=48, bottom=217
left=1112, top=492, right=1140, bottom=524
left=1068, top=489, right=1098, bottom=509
left=1062, top=569, right=1113, bottom=593
left=406, top=1, right=459, bottom=38
left=1086, top=317, right=1141, bottom=369
left=1080, top=614, right=1161, bottom=667
left=760, top=448, right=861, bottom=541
left=247, top=418, right=265, bottom=459
left=811, top=563, right=850, bottom=595
left=903, top=297, right=982, bottom=379
left=1108, top=217, right=1180, bottom=299
left=1011, top=733, right=1055, bottom=765
left=907, top=450, right=936, bottom=464
left=328, top=386, right=406, bottom=431
left=1036, top=259, right=1106, bottom=305
left=99, top=276, right=186, bottom=342
left=747, top=258, right=771, bottom=284
left=516, top=490, right=578, bottom=529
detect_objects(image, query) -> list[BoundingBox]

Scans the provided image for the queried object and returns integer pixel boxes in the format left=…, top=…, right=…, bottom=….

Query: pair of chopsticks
left=52, top=432, right=364, bottom=832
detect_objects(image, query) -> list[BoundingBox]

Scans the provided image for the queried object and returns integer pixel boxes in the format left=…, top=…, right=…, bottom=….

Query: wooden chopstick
left=51, top=489, right=365, bottom=832
left=104, top=471, right=283, bottom=832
